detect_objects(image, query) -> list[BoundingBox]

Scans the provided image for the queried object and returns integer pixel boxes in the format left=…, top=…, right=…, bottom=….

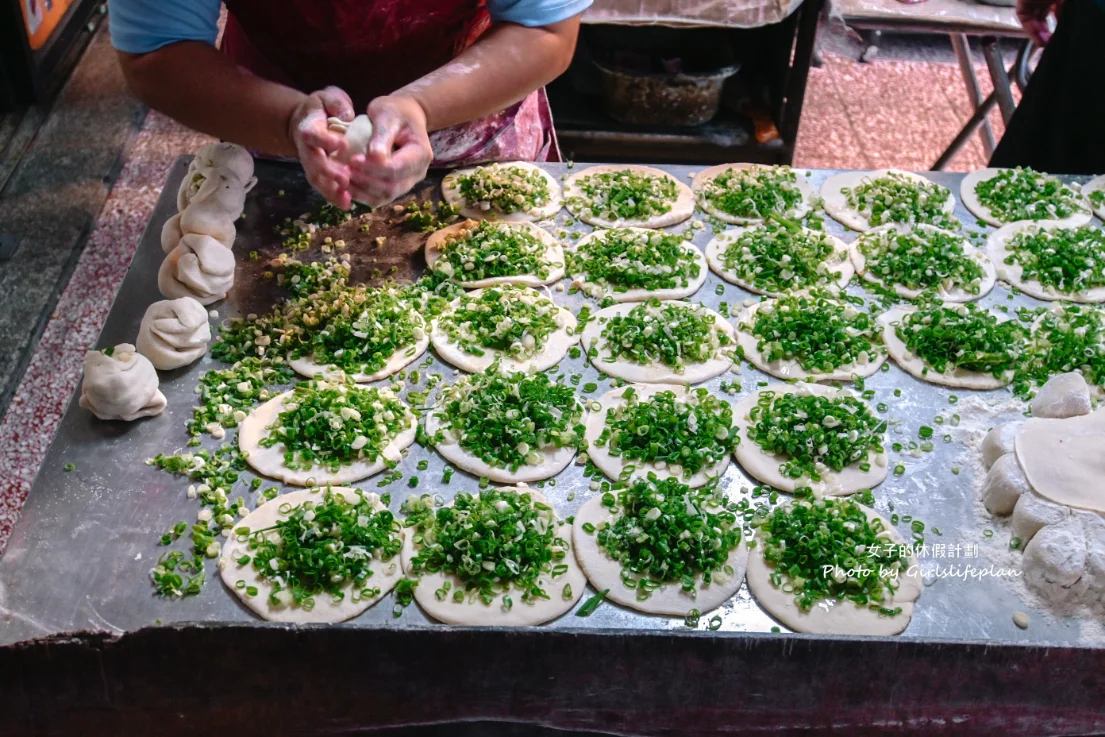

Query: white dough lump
left=136, top=297, right=212, bottom=370
left=1013, top=490, right=1071, bottom=544
left=178, top=143, right=256, bottom=212
left=79, top=344, right=167, bottom=421
left=1030, top=372, right=1092, bottom=419
left=158, top=234, right=236, bottom=305
left=981, top=421, right=1023, bottom=470
left=164, top=169, right=249, bottom=252
left=981, top=452, right=1031, bottom=516
left=328, top=115, right=374, bottom=158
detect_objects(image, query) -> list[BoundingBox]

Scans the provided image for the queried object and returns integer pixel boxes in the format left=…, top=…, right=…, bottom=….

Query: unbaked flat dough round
left=704, top=225, right=853, bottom=296
left=879, top=305, right=1012, bottom=389
left=287, top=319, right=429, bottom=383
left=732, top=383, right=889, bottom=495
left=401, top=487, right=586, bottom=625
left=219, top=488, right=404, bottom=623
left=746, top=502, right=922, bottom=635
left=572, top=493, right=749, bottom=616
left=1083, top=174, right=1105, bottom=221
left=564, top=165, right=694, bottom=229
left=987, top=221, right=1105, bottom=303
left=239, top=390, right=417, bottom=486
left=567, top=228, right=707, bottom=302
left=961, top=168, right=1092, bottom=227
left=584, top=384, right=732, bottom=488
left=821, top=169, right=955, bottom=232
left=691, top=163, right=814, bottom=225
left=441, top=162, right=563, bottom=222
left=431, top=287, right=578, bottom=373
left=735, top=299, right=887, bottom=382
left=580, top=301, right=734, bottom=385
left=1016, top=408, right=1105, bottom=514
left=850, top=224, right=997, bottom=302
left=425, top=220, right=565, bottom=288
left=424, top=400, right=586, bottom=484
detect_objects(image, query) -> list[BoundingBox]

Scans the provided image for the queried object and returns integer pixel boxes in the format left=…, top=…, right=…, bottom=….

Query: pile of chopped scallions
left=433, top=220, right=555, bottom=282
left=598, top=299, right=729, bottom=371
left=595, top=387, right=738, bottom=477
left=233, top=490, right=402, bottom=609
left=438, top=285, right=563, bottom=360
left=974, top=167, right=1086, bottom=222
left=189, top=358, right=293, bottom=440
left=569, top=228, right=700, bottom=295
left=718, top=222, right=842, bottom=293
left=260, top=381, right=411, bottom=472
left=757, top=498, right=910, bottom=614
left=570, top=169, right=678, bottom=222
left=403, top=487, right=569, bottom=605
left=453, top=163, right=552, bottom=215
left=842, top=171, right=955, bottom=228
left=1090, top=190, right=1105, bottom=209
left=700, top=166, right=805, bottom=220
left=856, top=227, right=985, bottom=294
left=893, top=303, right=1025, bottom=378
left=1003, top=225, right=1105, bottom=295
left=747, top=292, right=883, bottom=373
left=747, top=390, right=886, bottom=481
left=594, top=477, right=742, bottom=598
left=1014, top=304, right=1105, bottom=398
left=431, top=371, right=585, bottom=471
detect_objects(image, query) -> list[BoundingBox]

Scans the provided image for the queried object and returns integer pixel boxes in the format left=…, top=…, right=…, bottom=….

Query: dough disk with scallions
left=961, top=168, right=1092, bottom=227
left=732, top=383, right=888, bottom=495
left=425, top=220, right=565, bottom=289
left=705, top=224, right=853, bottom=296
left=287, top=316, right=429, bottom=383
left=987, top=221, right=1105, bottom=303
left=565, top=164, right=694, bottom=229
left=442, top=162, right=563, bottom=222
left=821, top=169, right=956, bottom=232
left=567, top=227, right=707, bottom=302
left=239, top=387, right=417, bottom=486
left=1083, top=174, right=1105, bottom=221
left=746, top=501, right=922, bottom=635
left=220, top=487, right=404, bottom=623
left=400, top=487, right=587, bottom=625
left=692, top=163, right=815, bottom=225
left=584, top=384, right=734, bottom=488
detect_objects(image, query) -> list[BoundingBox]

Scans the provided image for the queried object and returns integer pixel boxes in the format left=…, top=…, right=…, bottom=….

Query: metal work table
left=836, top=0, right=1033, bottom=169
left=2, top=160, right=1105, bottom=736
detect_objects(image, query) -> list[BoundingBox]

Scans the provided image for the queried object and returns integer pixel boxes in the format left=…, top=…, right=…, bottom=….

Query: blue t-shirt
left=109, top=0, right=592, bottom=54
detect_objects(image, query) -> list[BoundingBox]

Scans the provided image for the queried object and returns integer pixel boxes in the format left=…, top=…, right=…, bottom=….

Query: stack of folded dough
left=159, top=142, right=255, bottom=304
left=136, top=296, right=211, bottom=370
left=79, top=344, right=167, bottom=421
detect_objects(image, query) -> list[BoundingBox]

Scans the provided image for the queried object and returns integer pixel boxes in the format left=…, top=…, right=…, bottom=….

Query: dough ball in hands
left=158, top=234, right=236, bottom=305
left=572, top=477, right=748, bottom=616
left=79, top=344, right=167, bottom=421
left=746, top=498, right=922, bottom=636
left=136, top=297, right=212, bottom=370
left=401, top=485, right=586, bottom=625
left=328, top=115, right=374, bottom=158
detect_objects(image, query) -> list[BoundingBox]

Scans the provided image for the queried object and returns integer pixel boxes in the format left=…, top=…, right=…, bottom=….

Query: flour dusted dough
left=424, top=401, right=586, bottom=484
left=704, top=225, right=853, bottom=296
left=987, top=221, right=1105, bottom=303
left=1084, top=174, right=1105, bottom=221
left=425, top=220, right=565, bottom=288
left=158, top=234, right=236, bottom=305
left=691, top=163, right=814, bottom=225
left=220, top=488, right=403, bottom=623
left=136, top=297, right=211, bottom=370
left=879, top=305, right=1012, bottom=389
left=1030, top=372, right=1092, bottom=418
left=567, top=228, right=707, bottom=302
left=179, top=142, right=256, bottom=211
left=572, top=494, right=749, bottom=616
left=1016, top=408, right=1105, bottom=514
left=735, top=299, right=887, bottom=382
left=746, top=502, right=922, bottom=635
left=580, top=301, right=734, bottom=385
left=821, top=169, right=955, bottom=232
left=961, top=168, right=1092, bottom=227
left=401, top=487, right=586, bottom=625
left=430, top=288, right=578, bottom=374
left=732, top=383, right=888, bottom=495
left=328, top=115, right=374, bottom=157
left=850, top=224, right=996, bottom=302
left=584, top=384, right=732, bottom=488
left=564, top=165, right=694, bottom=229
left=287, top=317, right=429, bottom=382
left=79, top=344, right=167, bottom=421
left=441, top=162, right=563, bottom=222
left=239, top=390, right=416, bottom=486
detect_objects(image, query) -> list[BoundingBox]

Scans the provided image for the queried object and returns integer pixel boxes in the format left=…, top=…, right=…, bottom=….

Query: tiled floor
left=0, top=51, right=1023, bottom=551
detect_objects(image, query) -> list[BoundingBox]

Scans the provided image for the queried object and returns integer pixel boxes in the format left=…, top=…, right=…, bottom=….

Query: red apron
left=221, top=0, right=559, bottom=165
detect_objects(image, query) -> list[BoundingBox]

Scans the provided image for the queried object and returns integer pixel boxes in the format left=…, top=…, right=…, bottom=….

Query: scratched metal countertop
left=0, top=159, right=1098, bottom=649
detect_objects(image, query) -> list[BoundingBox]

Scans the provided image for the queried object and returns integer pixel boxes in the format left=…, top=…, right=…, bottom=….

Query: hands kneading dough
left=158, top=234, right=236, bottom=305
left=136, top=297, right=212, bottom=370
left=328, top=115, right=374, bottom=159
left=79, top=344, right=167, bottom=421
